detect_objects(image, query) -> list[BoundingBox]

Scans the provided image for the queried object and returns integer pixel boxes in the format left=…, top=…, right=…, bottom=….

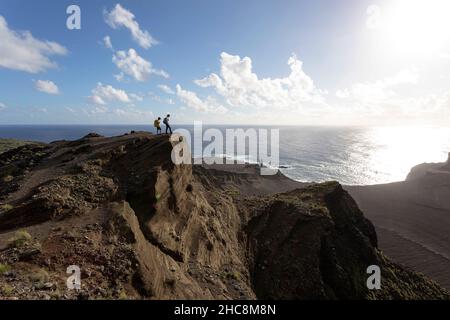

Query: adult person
left=154, top=117, right=162, bottom=135
left=163, top=114, right=172, bottom=134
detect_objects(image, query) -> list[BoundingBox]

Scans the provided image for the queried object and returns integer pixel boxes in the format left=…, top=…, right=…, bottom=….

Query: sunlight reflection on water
left=280, top=126, right=450, bottom=185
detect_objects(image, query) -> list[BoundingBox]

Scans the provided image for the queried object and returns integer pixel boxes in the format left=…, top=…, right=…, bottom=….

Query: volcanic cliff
left=0, top=132, right=448, bottom=300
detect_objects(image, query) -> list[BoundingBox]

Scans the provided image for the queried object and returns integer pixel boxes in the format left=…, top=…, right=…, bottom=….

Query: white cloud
left=176, top=84, right=227, bottom=114
left=194, top=52, right=325, bottom=110
left=35, top=80, right=60, bottom=95
left=104, top=4, right=157, bottom=49
left=89, top=83, right=131, bottom=105
left=330, top=68, right=450, bottom=125
left=335, top=68, right=419, bottom=105
left=89, top=95, right=106, bottom=105
left=112, top=48, right=169, bottom=81
left=0, top=102, right=6, bottom=111
left=103, top=35, right=113, bottom=50
left=366, top=4, right=382, bottom=30
left=65, top=107, right=76, bottom=113
left=148, top=92, right=175, bottom=105
left=113, top=107, right=153, bottom=119
left=114, top=72, right=125, bottom=82
left=80, top=104, right=155, bottom=122
left=335, top=89, right=350, bottom=99
left=0, top=15, right=67, bottom=73
left=89, top=105, right=109, bottom=114
left=129, top=93, right=144, bottom=101
left=158, top=84, right=175, bottom=94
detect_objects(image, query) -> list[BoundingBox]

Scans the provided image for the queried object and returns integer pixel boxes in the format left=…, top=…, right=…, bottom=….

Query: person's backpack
left=163, top=117, right=168, bottom=124
left=153, top=119, right=159, bottom=127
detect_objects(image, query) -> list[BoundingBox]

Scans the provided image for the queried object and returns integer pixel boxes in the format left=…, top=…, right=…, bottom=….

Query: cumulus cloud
left=0, top=15, right=67, bottom=73
left=113, top=107, right=153, bottom=119
left=35, top=80, right=60, bottom=95
left=0, top=102, right=6, bottom=111
left=112, top=48, right=169, bottom=81
left=89, top=83, right=131, bottom=105
left=114, top=73, right=125, bottom=82
left=335, top=68, right=419, bottom=105
left=103, top=35, right=113, bottom=50
left=330, top=68, right=450, bottom=125
left=194, top=52, right=325, bottom=110
left=84, top=105, right=109, bottom=115
left=176, top=85, right=227, bottom=114
left=148, top=92, right=176, bottom=105
left=82, top=105, right=154, bottom=122
left=158, top=84, right=175, bottom=94
left=129, top=93, right=144, bottom=101
left=105, top=4, right=157, bottom=49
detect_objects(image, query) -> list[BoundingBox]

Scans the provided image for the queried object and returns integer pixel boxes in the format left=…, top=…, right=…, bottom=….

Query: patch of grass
left=225, top=187, right=240, bottom=197
left=0, top=263, right=10, bottom=274
left=118, top=289, right=128, bottom=300
left=49, top=289, right=62, bottom=300
left=29, top=268, right=49, bottom=285
left=0, top=138, right=32, bottom=154
left=0, top=204, right=14, bottom=211
left=8, top=229, right=32, bottom=248
left=3, top=175, right=14, bottom=183
left=225, top=270, right=241, bottom=281
left=298, top=192, right=313, bottom=200
left=308, top=203, right=329, bottom=214
left=1, top=284, right=14, bottom=296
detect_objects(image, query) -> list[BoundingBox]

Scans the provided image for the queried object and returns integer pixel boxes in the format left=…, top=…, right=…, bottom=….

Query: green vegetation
left=118, top=289, right=129, bottom=300
left=29, top=268, right=49, bottom=285
left=224, top=270, right=241, bottom=281
left=1, top=284, right=14, bottom=296
left=0, top=138, right=32, bottom=154
left=225, top=187, right=240, bottom=197
left=8, top=229, right=32, bottom=248
left=0, top=203, right=14, bottom=211
left=307, top=202, right=329, bottom=215
left=0, top=263, right=10, bottom=274
left=3, top=175, right=14, bottom=182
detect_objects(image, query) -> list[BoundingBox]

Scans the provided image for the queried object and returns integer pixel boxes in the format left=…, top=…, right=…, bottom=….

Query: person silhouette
left=154, top=117, right=162, bottom=135
left=163, top=114, right=172, bottom=134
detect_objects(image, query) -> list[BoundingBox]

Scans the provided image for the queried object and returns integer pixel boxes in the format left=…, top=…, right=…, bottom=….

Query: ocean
left=1, top=124, right=449, bottom=185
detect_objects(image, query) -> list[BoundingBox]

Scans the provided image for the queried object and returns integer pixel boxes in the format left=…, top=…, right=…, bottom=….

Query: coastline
left=1, top=134, right=450, bottom=291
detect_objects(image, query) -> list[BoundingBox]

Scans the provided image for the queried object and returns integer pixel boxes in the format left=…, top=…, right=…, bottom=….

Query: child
left=154, top=117, right=162, bottom=135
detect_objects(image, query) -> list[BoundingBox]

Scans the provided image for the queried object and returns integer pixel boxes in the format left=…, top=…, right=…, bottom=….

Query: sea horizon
left=1, top=124, right=449, bottom=186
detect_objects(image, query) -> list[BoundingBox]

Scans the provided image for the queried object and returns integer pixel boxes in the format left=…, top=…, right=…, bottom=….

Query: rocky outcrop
left=406, top=152, right=450, bottom=181
left=0, top=132, right=448, bottom=300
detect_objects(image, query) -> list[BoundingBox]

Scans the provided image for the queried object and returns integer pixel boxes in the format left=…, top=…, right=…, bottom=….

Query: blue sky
left=1, top=0, right=450, bottom=125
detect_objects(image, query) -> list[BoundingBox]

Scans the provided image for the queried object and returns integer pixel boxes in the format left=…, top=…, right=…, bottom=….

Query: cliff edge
left=0, top=132, right=448, bottom=300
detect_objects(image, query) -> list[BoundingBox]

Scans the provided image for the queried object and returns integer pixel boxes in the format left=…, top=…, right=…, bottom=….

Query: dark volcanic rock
left=82, top=133, right=104, bottom=139
left=245, top=183, right=447, bottom=299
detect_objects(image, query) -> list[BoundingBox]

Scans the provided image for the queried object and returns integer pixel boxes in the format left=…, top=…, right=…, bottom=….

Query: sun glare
left=376, top=0, right=450, bottom=56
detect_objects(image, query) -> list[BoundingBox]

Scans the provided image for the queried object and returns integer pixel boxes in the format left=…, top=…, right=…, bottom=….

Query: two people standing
left=154, top=114, right=172, bottom=135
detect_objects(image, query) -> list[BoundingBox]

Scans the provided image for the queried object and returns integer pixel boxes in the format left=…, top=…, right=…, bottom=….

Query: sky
left=0, top=0, right=450, bottom=126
